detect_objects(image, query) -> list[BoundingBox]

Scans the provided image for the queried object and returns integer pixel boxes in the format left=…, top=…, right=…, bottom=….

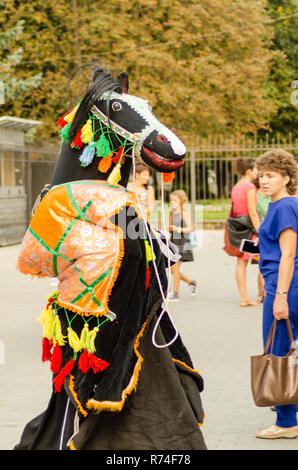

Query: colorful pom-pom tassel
left=98, top=153, right=113, bottom=173
left=67, top=327, right=82, bottom=353
left=51, top=343, right=62, bottom=373
left=78, top=349, right=90, bottom=373
left=53, top=315, right=67, bottom=346
left=47, top=297, right=55, bottom=309
left=88, top=353, right=109, bottom=373
left=107, top=163, right=122, bottom=185
left=112, top=147, right=125, bottom=164
left=38, top=305, right=54, bottom=340
left=95, top=134, right=111, bottom=158
left=57, top=107, right=75, bottom=128
left=59, top=122, right=72, bottom=143
left=145, top=265, right=151, bottom=290
left=79, top=143, right=96, bottom=167
left=42, top=337, right=53, bottom=362
left=80, top=323, right=89, bottom=349
left=144, top=240, right=156, bottom=263
left=87, top=326, right=99, bottom=354
left=64, top=105, right=79, bottom=124
left=81, top=119, right=93, bottom=144
left=57, top=116, right=68, bottom=128
left=46, top=289, right=58, bottom=304
left=71, top=129, right=83, bottom=149
left=53, top=358, right=75, bottom=393
left=162, top=172, right=175, bottom=183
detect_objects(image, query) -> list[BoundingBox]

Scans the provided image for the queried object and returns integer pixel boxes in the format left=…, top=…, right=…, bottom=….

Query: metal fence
left=1, top=131, right=298, bottom=217
left=0, top=144, right=57, bottom=222
left=167, top=133, right=298, bottom=204
left=1, top=133, right=297, bottom=245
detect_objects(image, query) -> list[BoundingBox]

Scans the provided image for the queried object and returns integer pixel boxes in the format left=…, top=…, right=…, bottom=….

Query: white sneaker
left=168, top=292, right=180, bottom=302
left=189, top=280, right=197, bottom=295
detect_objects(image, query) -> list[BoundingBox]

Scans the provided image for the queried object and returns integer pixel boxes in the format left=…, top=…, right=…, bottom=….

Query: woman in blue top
left=255, top=149, right=298, bottom=439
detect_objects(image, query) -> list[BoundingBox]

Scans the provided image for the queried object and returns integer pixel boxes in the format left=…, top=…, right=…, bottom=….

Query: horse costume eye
left=112, top=101, right=122, bottom=112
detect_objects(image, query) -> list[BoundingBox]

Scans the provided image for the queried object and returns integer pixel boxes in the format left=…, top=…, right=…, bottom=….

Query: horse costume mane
left=15, top=67, right=205, bottom=447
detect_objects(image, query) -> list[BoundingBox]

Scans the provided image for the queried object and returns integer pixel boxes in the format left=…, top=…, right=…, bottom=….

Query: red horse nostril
left=157, top=135, right=169, bottom=144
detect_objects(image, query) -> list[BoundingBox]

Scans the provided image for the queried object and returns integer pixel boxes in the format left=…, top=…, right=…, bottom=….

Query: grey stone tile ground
left=0, top=231, right=297, bottom=450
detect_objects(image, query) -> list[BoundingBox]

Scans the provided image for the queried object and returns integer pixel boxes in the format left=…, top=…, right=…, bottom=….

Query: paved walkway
left=0, top=231, right=297, bottom=450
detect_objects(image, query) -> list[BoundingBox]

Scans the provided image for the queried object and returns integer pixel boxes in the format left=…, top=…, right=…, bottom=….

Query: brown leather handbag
left=251, top=319, right=298, bottom=407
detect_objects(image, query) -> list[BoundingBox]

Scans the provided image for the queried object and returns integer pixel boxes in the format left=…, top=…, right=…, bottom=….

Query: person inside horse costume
left=15, top=67, right=206, bottom=450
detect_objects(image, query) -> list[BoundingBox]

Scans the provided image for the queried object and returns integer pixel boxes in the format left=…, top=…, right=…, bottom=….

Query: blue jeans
left=262, top=282, right=298, bottom=428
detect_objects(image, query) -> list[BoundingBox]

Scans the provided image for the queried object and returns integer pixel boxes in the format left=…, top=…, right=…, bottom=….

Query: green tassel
left=59, top=122, right=72, bottom=143
left=95, top=134, right=111, bottom=158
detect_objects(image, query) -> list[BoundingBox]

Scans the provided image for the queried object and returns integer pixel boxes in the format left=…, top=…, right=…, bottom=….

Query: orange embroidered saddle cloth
left=17, top=180, right=138, bottom=317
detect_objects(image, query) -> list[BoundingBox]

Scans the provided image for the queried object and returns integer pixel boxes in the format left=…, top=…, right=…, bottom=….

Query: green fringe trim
left=59, top=122, right=72, bottom=143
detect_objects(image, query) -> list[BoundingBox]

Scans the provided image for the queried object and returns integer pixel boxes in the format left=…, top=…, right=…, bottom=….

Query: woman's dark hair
left=256, top=149, right=298, bottom=195
left=234, top=157, right=255, bottom=175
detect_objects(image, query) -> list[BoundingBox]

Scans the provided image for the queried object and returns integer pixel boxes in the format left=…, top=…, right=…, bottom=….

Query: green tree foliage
left=0, top=0, right=293, bottom=143
left=0, top=13, right=42, bottom=103
left=264, top=0, right=298, bottom=138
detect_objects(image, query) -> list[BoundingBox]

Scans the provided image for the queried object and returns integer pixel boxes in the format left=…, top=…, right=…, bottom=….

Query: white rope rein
left=131, top=150, right=179, bottom=348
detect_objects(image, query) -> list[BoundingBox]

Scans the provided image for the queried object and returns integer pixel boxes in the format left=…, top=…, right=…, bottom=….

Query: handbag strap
left=264, top=318, right=295, bottom=354
left=264, top=320, right=276, bottom=355
left=285, top=318, right=295, bottom=345
left=230, top=200, right=234, bottom=217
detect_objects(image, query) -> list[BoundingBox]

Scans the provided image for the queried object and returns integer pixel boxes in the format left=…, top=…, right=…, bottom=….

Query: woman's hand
left=273, top=295, right=289, bottom=320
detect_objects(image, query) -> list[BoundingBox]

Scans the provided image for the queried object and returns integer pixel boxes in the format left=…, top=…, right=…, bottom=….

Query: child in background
left=168, top=190, right=197, bottom=301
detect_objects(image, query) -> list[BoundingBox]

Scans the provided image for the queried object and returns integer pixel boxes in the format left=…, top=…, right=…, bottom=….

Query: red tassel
left=57, top=116, right=68, bottom=128
left=53, top=358, right=75, bottom=393
left=71, top=129, right=83, bottom=149
left=42, top=338, right=53, bottom=362
left=50, top=343, right=62, bottom=374
left=78, top=349, right=90, bottom=373
left=88, top=353, right=109, bottom=373
left=145, top=265, right=151, bottom=289
left=112, top=147, right=125, bottom=164
left=57, top=108, right=73, bottom=128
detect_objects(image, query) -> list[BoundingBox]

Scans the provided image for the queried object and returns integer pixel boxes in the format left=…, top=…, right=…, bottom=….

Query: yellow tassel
left=64, top=105, right=79, bottom=123
left=81, top=119, right=93, bottom=143
left=107, top=163, right=121, bottom=185
left=38, top=305, right=54, bottom=340
left=67, top=327, right=82, bottom=353
left=53, top=315, right=67, bottom=346
left=144, top=240, right=156, bottom=263
left=80, top=323, right=89, bottom=349
left=87, top=327, right=99, bottom=353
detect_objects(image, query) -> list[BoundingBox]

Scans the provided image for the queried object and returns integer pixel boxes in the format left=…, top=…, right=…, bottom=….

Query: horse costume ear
left=117, top=72, right=129, bottom=93
left=92, top=67, right=105, bottom=83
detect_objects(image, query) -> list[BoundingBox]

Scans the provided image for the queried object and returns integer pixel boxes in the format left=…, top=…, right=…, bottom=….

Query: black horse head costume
left=51, top=67, right=186, bottom=187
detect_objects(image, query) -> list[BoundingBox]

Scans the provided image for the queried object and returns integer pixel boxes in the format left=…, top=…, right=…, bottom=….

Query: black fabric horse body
left=15, top=67, right=207, bottom=450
